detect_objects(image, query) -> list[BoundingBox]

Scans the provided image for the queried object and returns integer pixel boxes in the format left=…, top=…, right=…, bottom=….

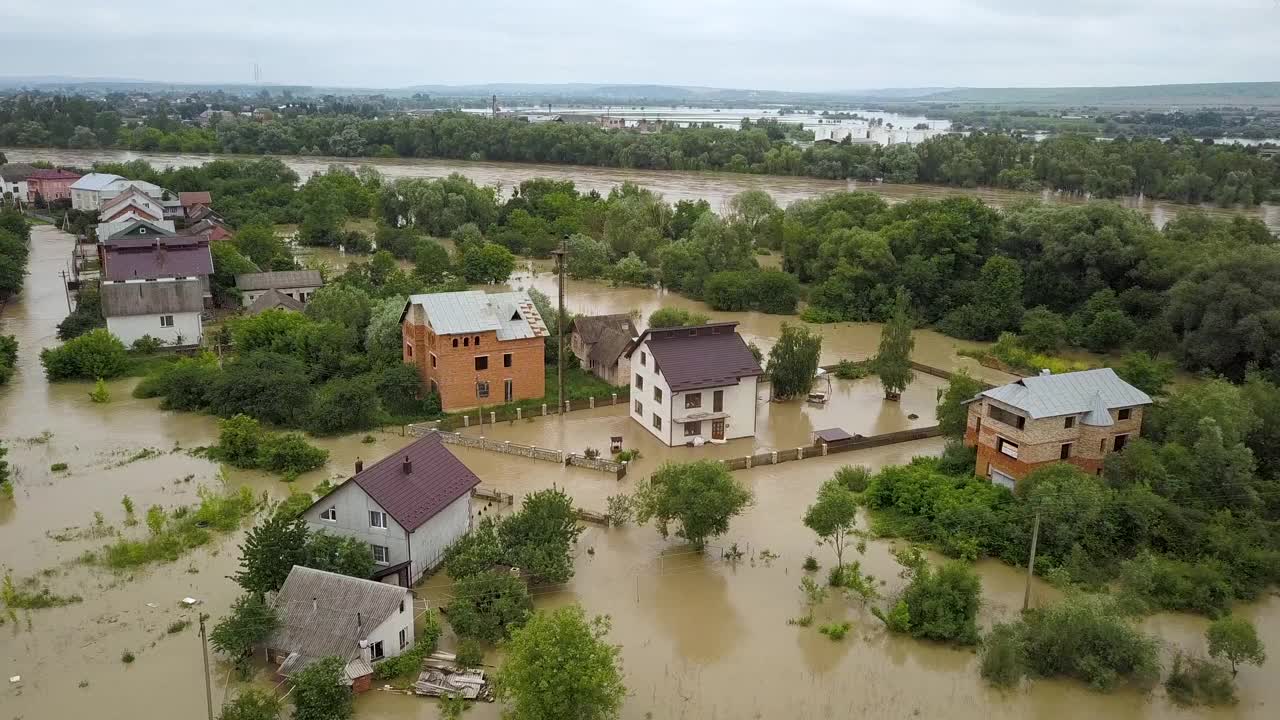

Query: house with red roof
left=623, top=322, right=763, bottom=446
left=301, top=432, right=481, bottom=586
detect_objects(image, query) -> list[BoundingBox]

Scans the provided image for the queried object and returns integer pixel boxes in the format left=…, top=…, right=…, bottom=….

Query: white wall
left=629, top=340, right=672, bottom=445
left=365, top=595, right=414, bottom=662
left=407, top=493, right=471, bottom=580
left=304, top=481, right=411, bottom=573
left=106, top=311, right=202, bottom=347
left=240, top=286, right=319, bottom=307
left=71, top=188, right=100, bottom=211
left=2, top=180, right=27, bottom=199
left=672, top=377, right=757, bottom=442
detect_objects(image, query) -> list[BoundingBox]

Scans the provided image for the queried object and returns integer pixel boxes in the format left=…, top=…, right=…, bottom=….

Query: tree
left=766, top=323, right=821, bottom=400
left=565, top=233, right=612, bottom=279
left=304, top=284, right=373, bottom=338
left=879, top=547, right=981, bottom=645
left=496, top=605, right=626, bottom=720
left=233, top=225, right=291, bottom=269
left=234, top=514, right=309, bottom=595
left=1207, top=615, right=1266, bottom=675
left=499, top=488, right=584, bottom=584
left=304, top=532, right=376, bottom=579
left=306, top=375, right=382, bottom=435
left=39, top=328, right=129, bottom=381
left=209, top=352, right=314, bottom=427
left=219, top=688, right=283, bottom=720
left=412, top=239, right=451, bottom=283
left=461, top=242, right=516, bottom=284
left=0, top=441, right=10, bottom=489
left=445, top=517, right=504, bottom=580
left=633, top=460, right=754, bottom=549
left=211, top=594, right=280, bottom=659
left=936, top=369, right=984, bottom=439
left=873, top=289, right=915, bottom=399
left=291, top=656, right=352, bottom=720
left=447, top=569, right=533, bottom=642
left=1114, top=351, right=1175, bottom=397
left=1019, top=306, right=1069, bottom=352
left=646, top=307, right=708, bottom=328
left=803, top=477, right=859, bottom=569
left=209, top=242, right=260, bottom=307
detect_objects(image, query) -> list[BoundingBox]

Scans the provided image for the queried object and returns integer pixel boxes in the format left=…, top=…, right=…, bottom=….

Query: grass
left=110, top=448, right=162, bottom=468
left=166, top=619, right=192, bottom=634
left=121, top=651, right=136, bottom=664
left=819, top=621, right=852, bottom=640
left=1, top=573, right=83, bottom=610
left=50, top=462, right=68, bottom=472
left=96, top=485, right=259, bottom=569
left=437, top=365, right=626, bottom=425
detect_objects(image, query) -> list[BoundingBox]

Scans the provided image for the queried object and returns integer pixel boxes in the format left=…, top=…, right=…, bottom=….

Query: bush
left=455, top=638, right=484, bottom=668
left=704, top=269, right=800, bottom=314
left=40, top=329, right=129, bottom=381
left=802, top=555, right=820, bottom=571
left=818, top=621, right=852, bottom=640
left=446, top=569, right=533, bottom=642
left=1117, top=552, right=1234, bottom=617
left=646, top=307, right=708, bottom=329
left=131, top=335, right=164, bottom=354
left=306, top=375, right=383, bottom=435
left=832, top=359, right=869, bottom=379
left=832, top=465, right=870, bottom=492
left=1016, top=593, right=1160, bottom=691
left=980, top=622, right=1027, bottom=688
left=257, top=433, right=329, bottom=475
left=881, top=548, right=981, bottom=645
left=0, top=335, right=17, bottom=385
left=133, top=353, right=220, bottom=410
left=1165, top=653, right=1237, bottom=706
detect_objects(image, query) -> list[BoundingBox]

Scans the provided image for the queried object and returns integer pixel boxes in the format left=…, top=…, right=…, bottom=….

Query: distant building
left=401, top=290, right=549, bottom=412
left=178, top=191, right=212, bottom=219
left=569, top=314, right=637, bottom=385
left=300, top=432, right=481, bottom=586
left=599, top=116, right=627, bottom=130
left=182, top=217, right=232, bottom=243
left=235, top=270, right=324, bottom=308
left=194, top=109, right=235, bottom=126
left=99, top=187, right=165, bottom=223
left=25, top=168, right=81, bottom=205
left=0, top=163, right=35, bottom=200
left=70, top=173, right=124, bottom=210
left=263, top=566, right=414, bottom=693
left=963, top=368, right=1153, bottom=488
left=624, top=322, right=763, bottom=446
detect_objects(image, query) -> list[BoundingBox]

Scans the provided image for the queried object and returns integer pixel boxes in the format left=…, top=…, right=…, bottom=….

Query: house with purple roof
left=623, top=322, right=763, bottom=446
left=300, top=432, right=481, bottom=586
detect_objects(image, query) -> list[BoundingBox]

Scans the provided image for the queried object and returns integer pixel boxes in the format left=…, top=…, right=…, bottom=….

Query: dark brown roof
left=588, top=326, right=634, bottom=367
left=179, top=191, right=212, bottom=207
left=570, top=314, right=637, bottom=344
left=331, top=433, right=480, bottom=532
left=626, top=322, right=763, bottom=392
left=103, top=243, right=214, bottom=281
left=814, top=428, right=856, bottom=443
left=235, top=270, right=324, bottom=291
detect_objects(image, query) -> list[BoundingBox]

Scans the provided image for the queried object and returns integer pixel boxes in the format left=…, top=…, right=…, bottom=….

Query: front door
left=711, top=419, right=725, bottom=440
left=504, top=379, right=514, bottom=403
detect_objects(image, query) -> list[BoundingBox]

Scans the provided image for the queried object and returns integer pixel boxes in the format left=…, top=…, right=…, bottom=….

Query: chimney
left=1040, top=369, right=1051, bottom=376
left=355, top=458, right=364, bottom=473
left=402, top=457, right=412, bottom=474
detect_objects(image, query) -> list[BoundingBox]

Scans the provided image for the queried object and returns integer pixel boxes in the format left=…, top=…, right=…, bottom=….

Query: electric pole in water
left=198, top=612, right=214, bottom=720
left=1022, top=512, right=1041, bottom=612
left=551, top=236, right=569, bottom=413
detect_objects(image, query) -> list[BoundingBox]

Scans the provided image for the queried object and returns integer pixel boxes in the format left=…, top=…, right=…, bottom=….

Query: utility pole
left=198, top=612, right=214, bottom=720
left=550, top=236, right=569, bottom=413
left=59, top=270, right=72, bottom=313
left=1022, top=512, right=1041, bottom=612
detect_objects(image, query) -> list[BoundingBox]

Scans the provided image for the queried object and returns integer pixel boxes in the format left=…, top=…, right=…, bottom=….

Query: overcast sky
left=2, top=1, right=1278, bottom=90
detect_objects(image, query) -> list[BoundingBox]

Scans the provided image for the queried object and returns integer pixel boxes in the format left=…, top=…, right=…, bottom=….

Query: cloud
left=0, top=0, right=1276, bottom=89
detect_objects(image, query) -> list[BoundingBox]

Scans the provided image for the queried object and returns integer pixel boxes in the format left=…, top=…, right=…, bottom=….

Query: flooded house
left=264, top=566, right=414, bottom=693
left=963, top=368, right=1152, bottom=488
left=298, top=432, right=481, bottom=586
left=401, top=290, right=548, bottom=412
left=98, top=217, right=213, bottom=346
left=234, top=270, right=324, bottom=309
left=625, top=322, right=763, bottom=446
left=568, top=313, right=637, bottom=384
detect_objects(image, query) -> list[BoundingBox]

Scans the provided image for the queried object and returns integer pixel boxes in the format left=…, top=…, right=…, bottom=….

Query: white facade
left=363, top=603, right=415, bottom=663
left=628, top=338, right=759, bottom=447
left=2, top=179, right=27, bottom=200
left=104, top=308, right=203, bottom=347
left=303, top=480, right=471, bottom=584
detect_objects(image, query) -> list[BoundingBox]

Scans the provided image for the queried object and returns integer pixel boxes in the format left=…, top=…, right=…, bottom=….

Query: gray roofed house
left=403, top=290, right=548, bottom=340
left=247, top=288, right=305, bottom=315
left=97, top=216, right=177, bottom=243
left=264, top=566, right=414, bottom=692
left=101, top=278, right=206, bottom=348
left=235, top=270, right=324, bottom=309
left=974, top=368, right=1152, bottom=420
left=0, top=163, right=36, bottom=182
left=569, top=314, right=637, bottom=385
left=70, top=172, right=124, bottom=191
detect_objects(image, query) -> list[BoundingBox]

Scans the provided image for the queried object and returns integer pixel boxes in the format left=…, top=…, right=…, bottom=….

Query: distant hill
left=889, top=82, right=1280, bottom=108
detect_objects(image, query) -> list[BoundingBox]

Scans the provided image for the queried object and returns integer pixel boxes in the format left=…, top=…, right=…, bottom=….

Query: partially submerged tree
left=291, top=656, right=352, bottom=720
left=211, top=594, right=279, bottom=662
left=873, top=288, right=915, bottom=400
left=234, top=514, right=309, bottom=596
left=219, top=688, right=283, bottom=720
left=496, top=605, right=626, bottom=720
left=446, top=569, right=533, bottom=642
left=633, top=460, right=753, bottom=549
left=499, top=487, right=584, bottom=584
left=803, top=477, right=860, bottom=570
left=766, top=322, right=822, bottom=400
left=936, top=369, right=984, bottom=439
left=1207, top=615, right=1267, bottom=676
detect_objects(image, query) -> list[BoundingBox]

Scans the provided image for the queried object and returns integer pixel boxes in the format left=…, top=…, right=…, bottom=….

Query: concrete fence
left=722, top=425, right=944, bottom=472
left=435, top=388, right=631, bottom=431
left=409, top=427, right=626, bottom=478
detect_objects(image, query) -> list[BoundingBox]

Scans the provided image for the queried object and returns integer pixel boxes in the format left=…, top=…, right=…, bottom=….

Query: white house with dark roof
left=264, top=565, right=413, bottom=693
left=301, top=432, right=480, bottom=586
left=624, top=322, right=763, bottom=446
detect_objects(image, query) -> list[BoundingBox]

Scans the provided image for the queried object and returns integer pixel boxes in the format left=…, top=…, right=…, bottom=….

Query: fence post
left=821, top=442, right=828, bottom=456
left=490, top=411, right=496, bottom=425
left=463, top=415, right=470, bottom=428
left=745, top=455, right=752, bottom=469
left=797, top=447, right=804, bottom=461
left=542, top=403, right=547, bottom=416
left=771, top=451, right=778, bottom=464
left=589, top=396, right=595, bottom=409
left=516, top=407, right=522, bottom=420
left=564, top=400, right=571, bottom=413
left=611, top=393, right=617, bottom=405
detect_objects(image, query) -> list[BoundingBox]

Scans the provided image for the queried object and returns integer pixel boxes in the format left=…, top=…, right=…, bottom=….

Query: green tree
left=219, top=688, right=283, bottom=720
left=1207, top=615, right=1267, bottom=675
left=766, top=323, right=821, bottom=400
left=803, top=477, right=860, bottom=569
left=291, top=656, right=352, bottom=720
left=210, top=242, right=259, bottom=307
left=304, top=533, right=376, bottom=579
left=233, top=225, right=291, bottom=269
left=445, top=517, right=504, bottom=580
left=499, top=487, right=584, bottom=585
left=496, top=605, right=626, bottom=720
left=447, top=569, right=533, bottom=642
left=257, top=433, right=329, bottom=475
left=217, top=414, right=264, bottom=468
left=304, top=284, right=373, bottom=338
left=461, top=242, right=516, bottom=284
left=211, top=594, right=280, bottom=659
left=646, top=307, right=708, bottom=328
left=1082, top=309, right=1137, bottom=353
left=936, top=369, right=984, bottom=439
left=633, top=460, right=754, bottom=549
left=873, top=289, right=915, bottom=399
left=881, top=547, right=981, bottom=645
left=412, top=239, right=451, bottom=283
left=1114, top=351, right=1175, bottom=397
left=565, top=233, right=612, bottom=279
left=39, top=329, right=129, bottom=381
left=1019, top=306, right=1069, bottom=353
left=306, top=375, right=382, bottom=435
left=234, top=514, right=309, bottom=596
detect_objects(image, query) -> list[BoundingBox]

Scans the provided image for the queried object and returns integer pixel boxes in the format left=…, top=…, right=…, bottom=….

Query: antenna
left=253, top=63, right=261, bottom=84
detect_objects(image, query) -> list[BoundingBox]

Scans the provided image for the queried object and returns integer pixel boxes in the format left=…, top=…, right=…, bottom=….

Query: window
left=399, top=600, right=405, bottom=613
left=634, top=399, right=643, bottom=416
left=406, top=343, right=414, bottom=358
left=652, top=414, right=662, bottom=430
left=653, top=387, right=662, bottom=402
left=320, top=506, right=336, bottom=522
left=1064, top=416, right=1075, bottom=429
left=635, top=375, right=644, bottom=390
left=1060, top=443, right=1072, bottom=460
left=687, top=329, right=697, bottom=336
left=685, top=393, right=702, bottom=409
left=475, top=356, right=488, bottom=371
left=504, top=379, right=513, bottom=402
left=1118, top=408, right=1132, bottom=421
left=477, top=380, right=490, bottom=398
left=996, top=437, right=1018, bottom=459
left=399, top=627, right=409, bottom=650
left=504, top=353, right=512, bottom=368
left=430, top=352, right=437, bottom=368
left=1113, top=434, right=1129, bottom=452
left=370, top=641, right=385, bottom=660
left=372, top=545, right=390, bottom=565
left=641, top=351, right=647, bottom=367
left=987, top=405, right=1025, bottom=430
left=474, top=335, right=480, bottom=346
left=430, top=379, right=438, bottom=394
left=463, top=337, right=470, bottom=347
left=159, top=314, right=174, bottom=328
left=684, top=421, right=702, bottom=437
left=452, top=338, right=458, bottom=348
left=713, top=390, right=723, bottom=412
left=370, top=511, right=387, bottom=529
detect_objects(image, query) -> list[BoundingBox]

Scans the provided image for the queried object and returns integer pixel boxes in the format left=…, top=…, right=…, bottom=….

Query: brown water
left=2, top=227, right=1278, bottom=719
left=4, top=147, right=1278, bottom=232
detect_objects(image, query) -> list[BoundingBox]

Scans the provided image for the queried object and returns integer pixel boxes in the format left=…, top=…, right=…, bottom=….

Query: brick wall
left=403, top=319, right=546, bottom=412
left=966, top=401, right=1144, bottom=482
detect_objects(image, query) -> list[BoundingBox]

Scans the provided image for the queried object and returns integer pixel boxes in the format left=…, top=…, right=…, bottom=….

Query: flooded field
left=4, top=147, right=1278, bottom=233
left=3, top=226, right=1279, bottom=719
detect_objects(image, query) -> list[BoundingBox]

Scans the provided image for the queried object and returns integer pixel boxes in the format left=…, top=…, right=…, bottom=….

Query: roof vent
left=1040, top=369, right=1051, bottom=376
left=402, top=457, right=412, bottom=474
left=355, top=458, right=364, bottom=473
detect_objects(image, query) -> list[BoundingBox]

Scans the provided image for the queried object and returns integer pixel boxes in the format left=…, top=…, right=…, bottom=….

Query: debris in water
left=9, top=675, right=20, bottom=684
left=145, top=603, right=157, bottom=608
left=181, top=597, right=200, bottom=607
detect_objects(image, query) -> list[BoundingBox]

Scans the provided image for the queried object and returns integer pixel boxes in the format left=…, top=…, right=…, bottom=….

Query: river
left=2, top=227, right=1278, bottom=719
left=4, top=148, right=1279, bottom=233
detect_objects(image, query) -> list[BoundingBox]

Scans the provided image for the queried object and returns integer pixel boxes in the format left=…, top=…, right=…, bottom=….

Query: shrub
left=881, top=547, right=982, bottom=645
left=1207, top=615, right=1267, bottom=675
left=50, top=462, right=68, bottom=472
left=40, top=329, right=128, bottom=381
left=292, top=656, right=352, bottom=720
left=646, top=307, right=708, bottom=329
left=802, top=555, right=819, bottom=571
left=306, top=375, right=382, bottom=435
left=1117, top=552, right=1234, bottom=617
left=455, top=638, right=484, bottom=668
left=606, top=494, right=634, bottom=527
left=133, top=352, right=219, bottom=410
left=980, top=622, right=1026, bottom=688
left=1165, top=652, right=1237, bottom=706
left=800, top=306, right=843, bottom=324
left=89, top=378, right=110, bottom=403
left=218, top=688, right=284, bottom=720
left=1017, top=593, right=1160, bottom=691
left=818, top=621, right=852, bottom=640
left=257, top=433, right=329, bottom=475
left=832, top=359, right=869, bottom=379
left=131, top=335, right=164, bottom=354
left=832, top=465, right=870, bottom=493
left=120, top=651, right=135, bottom=664
left=373, top=610, right=443, bottom=681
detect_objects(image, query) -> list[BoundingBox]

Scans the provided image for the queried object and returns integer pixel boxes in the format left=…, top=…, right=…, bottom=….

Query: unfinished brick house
left=963, top=368, right=1152, bottom=489
left=401, top=290, right=548, bottom=412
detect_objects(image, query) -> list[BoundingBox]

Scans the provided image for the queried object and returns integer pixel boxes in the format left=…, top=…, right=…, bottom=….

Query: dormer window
left=511, top=311, right=521, bottom=321
left=138, top=227, right=146, bottom=234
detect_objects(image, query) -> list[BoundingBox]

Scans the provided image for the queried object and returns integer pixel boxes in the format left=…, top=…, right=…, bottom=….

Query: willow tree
left=874, top=289, right=915, bottom=400
left=766, top=323, right=823, bottom=400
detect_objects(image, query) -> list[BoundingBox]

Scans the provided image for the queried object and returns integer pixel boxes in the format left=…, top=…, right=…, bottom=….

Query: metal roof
left=979, top=368, right=1152, bottom=419
left=103, top=244, right=214, bottom=282
left=70, top=173, right=123, bottom=191
left=627, top=322, right=764, bottom=392
left=406, top=290, right=548, bottom=340
left=235, top=270, right=324, bottom=291
left=98, top=216, right=176, bottom=242
left=101, top=278, right=205, bottom=317
left=247, top=288, right=305, bottom=314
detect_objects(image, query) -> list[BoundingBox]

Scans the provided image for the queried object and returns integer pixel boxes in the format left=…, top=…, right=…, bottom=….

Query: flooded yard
left=2, top=226, right=1278, bottom=719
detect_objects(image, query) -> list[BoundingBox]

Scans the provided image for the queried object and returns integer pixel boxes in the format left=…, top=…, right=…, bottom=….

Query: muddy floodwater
left=4, top=147, right=1279, bottom=233
left=3, top=226, right=1279, bottom=719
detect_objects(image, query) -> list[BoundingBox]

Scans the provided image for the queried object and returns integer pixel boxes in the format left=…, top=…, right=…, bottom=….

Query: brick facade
left=403, top=305, right=545, bottom=412
left=964, top=398, right=1145, bottom=484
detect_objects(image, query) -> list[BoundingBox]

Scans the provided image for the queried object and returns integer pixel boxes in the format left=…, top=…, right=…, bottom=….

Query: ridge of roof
left=980, top=367, right=1151, bottom=419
